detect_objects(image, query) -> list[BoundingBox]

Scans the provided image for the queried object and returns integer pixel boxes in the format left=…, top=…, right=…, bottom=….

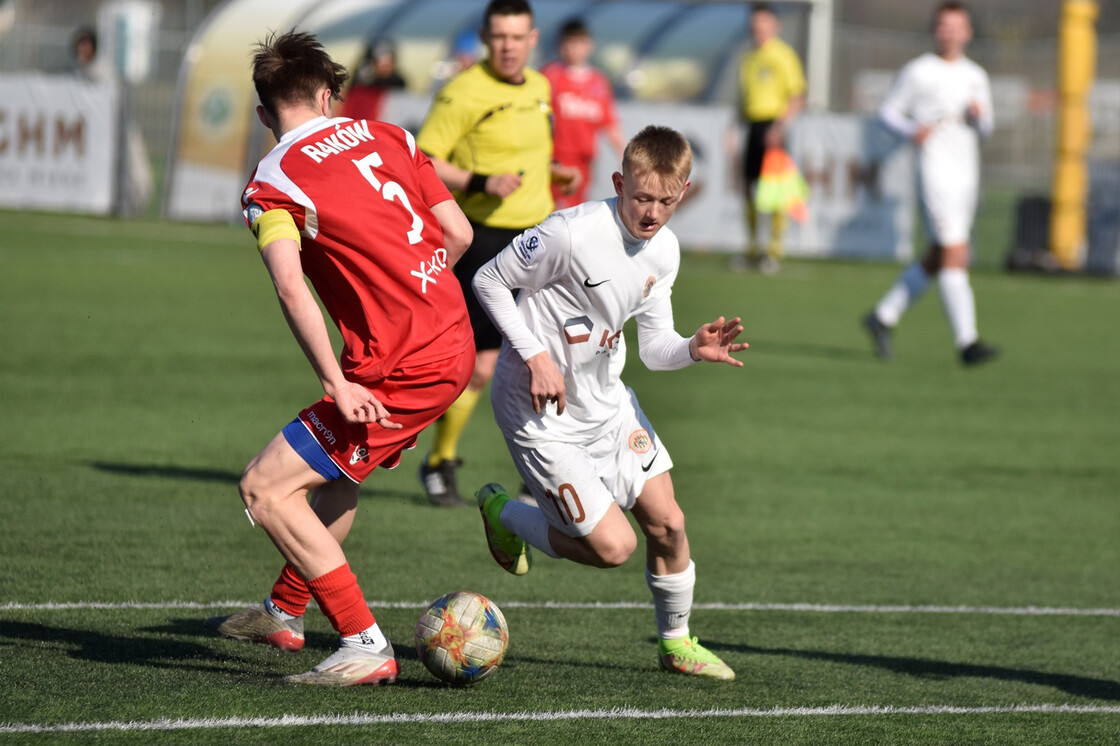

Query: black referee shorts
left=456, top=221, right=523, bottom=351
left=744, top=119, right=776, bottom=187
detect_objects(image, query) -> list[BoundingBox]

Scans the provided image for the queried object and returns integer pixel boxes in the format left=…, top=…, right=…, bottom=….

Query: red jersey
left=541, top=62, right=618, bottom=165
left=242, top=117, right=472, bottom=384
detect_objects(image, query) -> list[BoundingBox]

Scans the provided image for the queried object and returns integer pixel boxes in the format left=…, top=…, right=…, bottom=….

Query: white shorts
left=503, top=389, right=673, bottom=538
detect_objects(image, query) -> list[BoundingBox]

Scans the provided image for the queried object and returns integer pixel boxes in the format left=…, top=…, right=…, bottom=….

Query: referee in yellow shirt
left=737, top=3, right=806, bottom=273
left=415, top=0, right=579, bottom=506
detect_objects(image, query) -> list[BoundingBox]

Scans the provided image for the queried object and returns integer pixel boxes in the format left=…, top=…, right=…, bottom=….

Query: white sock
left=501, top=500, right=560, bottom=558
left=875, top=262, right=930, bottom=327
left=341, top=623, right=389, bottom=651
left=646, top=559, right=695, bottom=640
left=938, top=267, right=979, bottom=349
left=264, top=597, right=299, bottom=621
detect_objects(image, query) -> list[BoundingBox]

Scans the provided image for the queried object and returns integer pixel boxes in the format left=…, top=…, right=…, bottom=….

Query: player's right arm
left=472, top=216, right=572, bottom=413
left=251, top=207, right=400, bottom=428
left=879, top=62, right=923, bottom=142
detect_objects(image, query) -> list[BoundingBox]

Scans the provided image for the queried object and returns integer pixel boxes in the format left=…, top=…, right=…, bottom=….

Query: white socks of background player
left=646, top=559, right=695, bottom=640
left=875, top=262, right=930, bottom=327
left=937, top=267, right=979, bottom=349
left=501, top=500, right=560, bottom=558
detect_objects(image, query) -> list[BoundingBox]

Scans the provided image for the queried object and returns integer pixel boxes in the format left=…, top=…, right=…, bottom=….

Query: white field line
left=1, top=600, right=1119, bottom=616
left=2, top=704, right=1118, bottom=734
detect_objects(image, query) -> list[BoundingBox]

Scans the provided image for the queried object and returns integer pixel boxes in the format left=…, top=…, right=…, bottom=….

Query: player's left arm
left=430, top=199, right=473, bottom=266
left=967, top=69, right=995, bottom=139
left=767, top=49, right=807, bottom=147
left=636, top=296, right=748, bottom=370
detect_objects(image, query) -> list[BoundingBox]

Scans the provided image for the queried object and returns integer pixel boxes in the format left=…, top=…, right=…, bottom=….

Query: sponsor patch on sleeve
left=245, top=201, right=264, bottom=229
left=512, top=227, right=542, bottom=267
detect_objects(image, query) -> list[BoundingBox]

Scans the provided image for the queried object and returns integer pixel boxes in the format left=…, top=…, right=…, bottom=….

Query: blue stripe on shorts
left=282, top=418, right=344, bottom=481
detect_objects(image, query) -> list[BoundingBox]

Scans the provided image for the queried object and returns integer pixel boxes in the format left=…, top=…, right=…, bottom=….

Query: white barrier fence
left=0, top=74, right=119, bottom=215
left=10, top=78, right=916, bottom=262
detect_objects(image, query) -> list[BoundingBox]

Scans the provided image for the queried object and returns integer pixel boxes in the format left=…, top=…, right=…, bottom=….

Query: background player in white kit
left=472, top=126, right=747, bottom=679
left=863, top=1, right=998, bottom=366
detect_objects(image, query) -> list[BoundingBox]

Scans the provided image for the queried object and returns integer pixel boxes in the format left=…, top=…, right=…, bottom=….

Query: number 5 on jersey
left=352, top=151, right=423, bottom=244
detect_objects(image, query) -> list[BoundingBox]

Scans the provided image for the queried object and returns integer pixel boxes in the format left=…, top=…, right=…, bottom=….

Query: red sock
left=306, top=563, right=375, bottom=637
left=269, top=563, right=312, bottom=617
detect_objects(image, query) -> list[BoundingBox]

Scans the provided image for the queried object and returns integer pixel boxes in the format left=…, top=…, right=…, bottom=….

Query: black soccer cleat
left=418, top=456, right=468, bottom=507
left=862, top=312, right=894, bottom=361
left=960, top=340, right=999, bottom=367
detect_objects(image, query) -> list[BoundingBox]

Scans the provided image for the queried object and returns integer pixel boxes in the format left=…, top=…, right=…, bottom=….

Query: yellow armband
left=250, top=207, right=301, bottom=252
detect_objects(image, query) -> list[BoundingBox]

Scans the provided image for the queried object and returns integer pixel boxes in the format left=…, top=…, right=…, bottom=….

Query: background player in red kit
left=541, top=17, right=624, bottom=209
left=204, top=31, right=475, bottom=687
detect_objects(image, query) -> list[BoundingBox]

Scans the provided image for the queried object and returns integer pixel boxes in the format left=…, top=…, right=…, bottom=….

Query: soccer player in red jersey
left=204, top=31, right=475, bottom=687
left=541, top=18, right=624, bottom=209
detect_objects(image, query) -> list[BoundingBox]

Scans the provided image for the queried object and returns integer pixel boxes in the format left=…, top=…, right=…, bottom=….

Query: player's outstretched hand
left=333, top=381, right=402, bottom=429
left=525, top=351, right=566, bottom=414
left=690, top=316, right=749, bottom=367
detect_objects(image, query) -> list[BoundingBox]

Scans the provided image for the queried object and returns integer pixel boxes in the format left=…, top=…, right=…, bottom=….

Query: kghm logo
left=305, top=411, right=337, bottom=446
left=563, top=315, right=593, bottom=344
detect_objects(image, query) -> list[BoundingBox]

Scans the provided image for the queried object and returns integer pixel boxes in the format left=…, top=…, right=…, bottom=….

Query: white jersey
left=879, top=52, right=993, bottom=245
left=473, top=198, right=693, bottom=447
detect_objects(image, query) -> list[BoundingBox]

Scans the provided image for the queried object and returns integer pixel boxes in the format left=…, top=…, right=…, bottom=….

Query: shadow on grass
left=89, top=461, right=431, bottom=505
left=0, top=619, right=255, bottom=676
left=748, top=339, right=872, bottom=363
left=717, top=641, right=1120, bottom=701
left=92, top=461, right=241, bottom=484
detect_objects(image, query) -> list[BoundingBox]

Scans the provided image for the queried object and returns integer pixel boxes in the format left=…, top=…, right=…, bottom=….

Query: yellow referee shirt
left=739, top=38, right=806, bottom=122
left=417, top=62, right=554, bottom=229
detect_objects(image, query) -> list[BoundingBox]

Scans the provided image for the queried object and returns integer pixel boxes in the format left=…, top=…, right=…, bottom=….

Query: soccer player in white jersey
left=471, top=125, right=748, bottom=679
left=863, top=1, right=998, bottom=366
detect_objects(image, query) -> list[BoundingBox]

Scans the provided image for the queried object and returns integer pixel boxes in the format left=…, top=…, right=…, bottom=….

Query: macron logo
left=300, top=121, right=376, bottom=163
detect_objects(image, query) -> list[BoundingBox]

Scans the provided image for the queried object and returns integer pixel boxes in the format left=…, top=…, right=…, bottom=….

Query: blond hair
left=622, top=125, right=692, bottom=191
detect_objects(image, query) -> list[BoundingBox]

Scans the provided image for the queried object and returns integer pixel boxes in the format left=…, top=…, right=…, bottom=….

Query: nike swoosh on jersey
left=641, top=451, right=658, bottom=472
left=583, top=277, right=610, bottom=288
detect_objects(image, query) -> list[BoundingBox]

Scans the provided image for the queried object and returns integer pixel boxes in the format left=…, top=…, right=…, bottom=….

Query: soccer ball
left=415, top=590, right=509, bottom=685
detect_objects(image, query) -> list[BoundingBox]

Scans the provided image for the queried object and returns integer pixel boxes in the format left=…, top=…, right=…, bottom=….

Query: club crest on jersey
left=350, top=446, right=369, bottom=466
left=563, top=315, right=593, bottom=344
left=643, top=275, right=657, bottom=298
left=512, top=228, right=542, bottom=267
left=629, top=429, right=652, bottom=454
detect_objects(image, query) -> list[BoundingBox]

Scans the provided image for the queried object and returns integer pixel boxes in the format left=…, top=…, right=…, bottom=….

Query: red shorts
left=294, top=347, right=474, bottom=482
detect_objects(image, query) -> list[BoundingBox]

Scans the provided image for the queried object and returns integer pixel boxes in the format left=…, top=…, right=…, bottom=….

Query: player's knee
left=592, top=531, right=638, bottom=568
left=238, top=468, right=270, bottom=514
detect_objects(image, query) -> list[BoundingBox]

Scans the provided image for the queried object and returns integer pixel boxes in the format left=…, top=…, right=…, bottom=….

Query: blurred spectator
left=431, top=28, right=482, bottom=90
left=70, top=25, right=153, bottom=217
left=541, top=17, right=623, bottom=208
left=734, top=3, right=805, bottom=274
left=70, top=25, right=113, bottom=83
left=341, top=37, right=407, bottom=121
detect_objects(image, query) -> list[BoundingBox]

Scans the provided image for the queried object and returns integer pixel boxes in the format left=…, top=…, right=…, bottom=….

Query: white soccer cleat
left=204, top=603, right=305, bottom=652
left=284, top=644, right=399, bottom=687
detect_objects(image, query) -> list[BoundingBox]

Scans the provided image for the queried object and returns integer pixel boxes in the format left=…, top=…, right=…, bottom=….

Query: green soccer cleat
left=658, top=636, right=735, bottom=680
left=476, top=482, right=531, bottom=576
